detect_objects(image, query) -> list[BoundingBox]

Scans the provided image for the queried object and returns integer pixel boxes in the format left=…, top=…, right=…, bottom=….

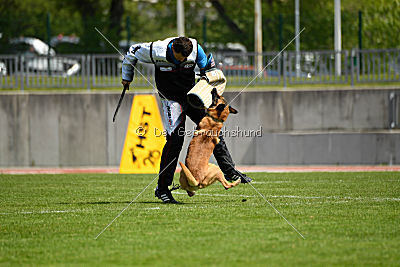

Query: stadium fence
left=1, top=49, right=399, bottom=90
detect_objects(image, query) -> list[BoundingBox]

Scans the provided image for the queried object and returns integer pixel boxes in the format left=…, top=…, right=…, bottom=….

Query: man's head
left=172, top=37, right=193, bottom=61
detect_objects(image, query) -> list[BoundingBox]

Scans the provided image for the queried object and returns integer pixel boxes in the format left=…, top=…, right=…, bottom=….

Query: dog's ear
left=211, top=88, right=219, bottom=107
left=229, top=106, right=238, bottom=114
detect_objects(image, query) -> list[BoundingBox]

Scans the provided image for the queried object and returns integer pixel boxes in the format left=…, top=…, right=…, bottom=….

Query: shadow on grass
left=58, top=201, right=131, bottom=205
left=57, top=200, right=200, bottom=205
left=57, top=199, right=227, bottom=205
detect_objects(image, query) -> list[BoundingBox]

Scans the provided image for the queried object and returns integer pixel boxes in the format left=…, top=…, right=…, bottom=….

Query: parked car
left=205, top=42, right=248, bottom=67
left=9, top=37, right=80, bottom=77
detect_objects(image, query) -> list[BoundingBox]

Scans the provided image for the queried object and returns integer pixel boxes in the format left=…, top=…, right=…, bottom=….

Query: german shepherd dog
left=179, top=91, right=241, bottom=197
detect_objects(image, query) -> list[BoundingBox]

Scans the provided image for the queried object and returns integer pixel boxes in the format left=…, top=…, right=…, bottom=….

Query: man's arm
left=196, top=44, right=216, bottom=79
left=122, top=42, right=153, bottom=86
left=196, top=44, right=208, bottom=76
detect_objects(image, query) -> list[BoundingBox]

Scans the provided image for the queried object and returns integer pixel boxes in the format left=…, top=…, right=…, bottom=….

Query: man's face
left=172, top=45, right=186, bottom=62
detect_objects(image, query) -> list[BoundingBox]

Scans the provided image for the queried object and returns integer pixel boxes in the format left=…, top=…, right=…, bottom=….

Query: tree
left=109, top=0, right=124, bottom=44
left=209, top=0, right=245, bottom=39
left=0, top=0, right=398, bottom=54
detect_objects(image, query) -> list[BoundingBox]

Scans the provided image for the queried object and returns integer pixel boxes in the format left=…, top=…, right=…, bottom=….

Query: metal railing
left=1, top=49, right=399, bottom=90
left=355, top=49, right=400, bottom=83
left=214, top=51, right=282, bottom=86
left=0, top=55, right=20, bottom=89
left=283, top=50, right=349, bottom=86
left=90, top=54, right=155, bottom=88
left=24, top=54, right=87, bottom=89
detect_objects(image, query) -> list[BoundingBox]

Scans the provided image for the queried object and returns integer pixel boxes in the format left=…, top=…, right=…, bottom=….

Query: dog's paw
left=225, top=179, right=241, bottom=189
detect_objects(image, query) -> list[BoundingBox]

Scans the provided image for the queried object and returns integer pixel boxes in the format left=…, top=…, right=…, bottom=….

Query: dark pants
left=157, top=103, right=236, bottom=190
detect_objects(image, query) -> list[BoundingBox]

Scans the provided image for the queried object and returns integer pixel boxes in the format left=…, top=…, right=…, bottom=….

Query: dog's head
left=207, top=89, right=238, bottom=123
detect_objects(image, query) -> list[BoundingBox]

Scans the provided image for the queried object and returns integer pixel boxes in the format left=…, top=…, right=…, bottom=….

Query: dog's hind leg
left=179, top=172, right=188, bottom=190
left=179, top=162, right=199, bottom=187
left=179, top=170, right=196, bottom=197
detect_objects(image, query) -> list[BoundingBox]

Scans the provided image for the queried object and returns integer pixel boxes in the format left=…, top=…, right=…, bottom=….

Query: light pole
left=255, top=0, right=263, bottom=74
left=295, top=0, right=300, bottom=77
left=334, top=0, right=341, bottom=76
left=177, top=0, right=185, bottom=36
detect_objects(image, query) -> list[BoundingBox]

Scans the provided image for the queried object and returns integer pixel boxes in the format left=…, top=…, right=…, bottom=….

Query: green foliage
left=359, top=0, right=400, bottom=48
left=0, top=0, right=399, bottom=54
left=123, top=0, right=178, bottom=42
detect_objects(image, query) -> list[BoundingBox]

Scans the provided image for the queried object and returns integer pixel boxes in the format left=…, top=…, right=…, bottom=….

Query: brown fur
left=179, top=97, right=240, bottom=197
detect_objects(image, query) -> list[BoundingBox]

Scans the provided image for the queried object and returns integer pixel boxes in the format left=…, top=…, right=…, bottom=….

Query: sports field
left=1, top=171, right=399, bottom=265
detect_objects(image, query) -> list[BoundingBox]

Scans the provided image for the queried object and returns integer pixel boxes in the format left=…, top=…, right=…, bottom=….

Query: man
left=122, top=36, right=252, bottom=203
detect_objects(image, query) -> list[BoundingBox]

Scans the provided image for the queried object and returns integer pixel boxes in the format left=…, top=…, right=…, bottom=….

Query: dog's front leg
left=206, top=164, right=241, bottom=190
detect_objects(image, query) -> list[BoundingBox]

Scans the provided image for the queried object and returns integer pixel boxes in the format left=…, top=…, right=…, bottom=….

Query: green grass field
left=1, top=172, right=399, bottom=266
left=2, top=74, right=400, bottom=91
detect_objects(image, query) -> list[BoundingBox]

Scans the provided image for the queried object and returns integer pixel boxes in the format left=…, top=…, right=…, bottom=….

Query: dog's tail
left=179, top=162, right=199, bottom=187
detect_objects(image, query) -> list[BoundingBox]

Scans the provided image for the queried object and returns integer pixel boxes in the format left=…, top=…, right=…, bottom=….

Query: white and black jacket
left=122, top=37, right=199, bottom=103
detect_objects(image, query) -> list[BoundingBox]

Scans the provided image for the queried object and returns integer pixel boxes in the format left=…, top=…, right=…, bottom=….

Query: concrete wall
left=217, top=131, right=400, bottom=165
left=0, top=89, right=399, bottom=167
left=0, top=92, right=133, bottom=167
left=225, top=89, right=391, bottom=132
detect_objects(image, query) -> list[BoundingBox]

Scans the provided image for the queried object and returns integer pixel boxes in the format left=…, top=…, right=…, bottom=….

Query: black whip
left=112, top=83, right=129, bottom=122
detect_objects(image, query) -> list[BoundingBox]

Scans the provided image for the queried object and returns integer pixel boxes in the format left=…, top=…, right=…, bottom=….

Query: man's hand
left=121, top=80, right=131, bottom=87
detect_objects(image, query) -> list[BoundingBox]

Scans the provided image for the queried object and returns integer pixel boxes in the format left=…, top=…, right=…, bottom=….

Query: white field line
left=144, top=207, right=160, bottom=210
left=0, top=210, right=80, bottom=215
left=173, top=191, right=400, bottom=202
left=2, top=194, right=397, bottom=216
left=173, top=191, right=255, bottom=198
left=94, top=157, right=177, bottom=240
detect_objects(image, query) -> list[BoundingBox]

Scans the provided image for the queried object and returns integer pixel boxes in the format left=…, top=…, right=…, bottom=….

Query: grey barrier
left=1, top=89, right=400, bottom=167
left=1, top=49, right=399, bottom=90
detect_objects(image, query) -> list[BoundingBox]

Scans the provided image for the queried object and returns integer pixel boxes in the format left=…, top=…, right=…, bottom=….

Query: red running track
left=1, top=165, right=400, bottom=174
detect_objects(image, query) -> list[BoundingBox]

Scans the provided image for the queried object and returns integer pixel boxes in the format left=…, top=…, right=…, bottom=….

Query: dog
left=179, top=94, right=241, bottom=197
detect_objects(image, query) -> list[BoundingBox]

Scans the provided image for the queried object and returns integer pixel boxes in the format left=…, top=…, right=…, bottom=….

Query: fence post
left=350, top=49, right=355, bottom=87
left=46, top=13, right=51, bottom=76
left=355, top=48, right=360, bottom=82
left=86, top=55, right=91, bottom=90
left=19, top=55, right=24, bottom=91
left=92, top=55, right=96, bottom=88
left=126, top=16, right=131, bottom=52
left=278, top=14, right=283, bottom=51
left=283, top=51, right=287, bottom=88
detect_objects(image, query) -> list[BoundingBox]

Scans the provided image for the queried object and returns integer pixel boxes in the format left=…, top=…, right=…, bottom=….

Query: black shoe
left=155, top=187, right=179, bottom=204
left=225, top=170, right=253, bottom=183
